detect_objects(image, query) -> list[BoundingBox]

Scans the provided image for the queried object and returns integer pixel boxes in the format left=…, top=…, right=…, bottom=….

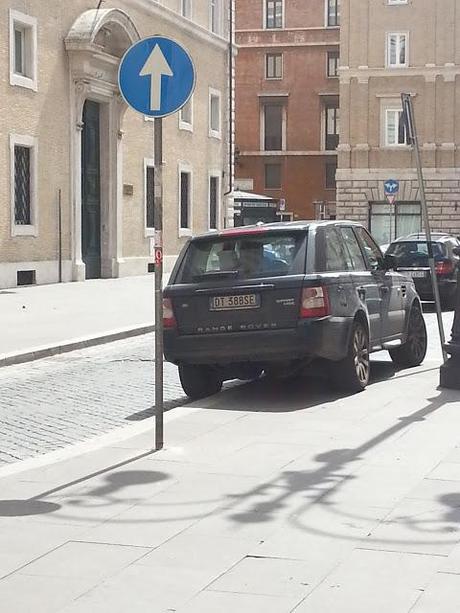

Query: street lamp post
left=440, top=247, right=460, bottom=389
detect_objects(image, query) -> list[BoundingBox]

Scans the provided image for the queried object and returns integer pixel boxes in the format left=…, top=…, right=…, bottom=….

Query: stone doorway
left=65, top=9, right=140, bottom=281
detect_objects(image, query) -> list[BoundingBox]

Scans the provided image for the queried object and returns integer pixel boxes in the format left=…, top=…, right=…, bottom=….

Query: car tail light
left=299, top=286, right=330, bottom=318
left=163, top=298, right=176, bottom=329
left=435, top=260, right=454, bottom=275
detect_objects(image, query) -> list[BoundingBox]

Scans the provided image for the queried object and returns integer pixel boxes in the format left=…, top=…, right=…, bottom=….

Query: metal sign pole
left=118, top=36, right=196, bottom=452
left=154, top=118, right=164, bottom=450
left=401, top=93, right=447, bottom=362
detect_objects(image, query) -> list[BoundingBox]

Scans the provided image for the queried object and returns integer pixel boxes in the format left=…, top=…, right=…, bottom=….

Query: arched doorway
left=65, top=9, right=140, bottom=280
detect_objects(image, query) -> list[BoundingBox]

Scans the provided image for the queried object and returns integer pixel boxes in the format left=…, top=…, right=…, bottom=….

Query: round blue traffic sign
left=118, top=36, right=196, bottom=118
left=384, top=179, right=399, bottom=195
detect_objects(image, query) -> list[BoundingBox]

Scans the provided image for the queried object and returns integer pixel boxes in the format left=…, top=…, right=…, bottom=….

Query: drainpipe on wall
left=224, top=0, right=235, bottom=227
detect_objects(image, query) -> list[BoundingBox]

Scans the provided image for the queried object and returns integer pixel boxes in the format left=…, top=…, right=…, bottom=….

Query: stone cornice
left=236, top=26, right=339, bottom=34
left=237, top=41, right=340, bottom=48
left=125, top=0, right=229, bottom=51
left=239, top=150, right=338, bottom=157
left=340, top=65, right=460, bottom=84
left=336, top=168, right=460, bottom=180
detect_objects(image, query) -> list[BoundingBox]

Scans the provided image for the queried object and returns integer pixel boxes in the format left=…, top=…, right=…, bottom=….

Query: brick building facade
left=234, top=0, right=340, bottom=221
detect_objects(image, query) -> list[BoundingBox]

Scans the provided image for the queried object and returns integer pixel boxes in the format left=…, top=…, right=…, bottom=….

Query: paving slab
left=0, top=573, right=94, bottom=613
left=409, top=571, right=460, bottom=613
left=177, top=590, right=300, bottom=613
left=0, top=356, right=458, bottom=612
left=362, top=497, right=459, bottom=556
left=207, top=555, right=317, bottom=599
left=56, top=563, right=226, bottom=613
left=292, top=548, right=442, bottom=613
left=19, top=540, right=150, bottom=580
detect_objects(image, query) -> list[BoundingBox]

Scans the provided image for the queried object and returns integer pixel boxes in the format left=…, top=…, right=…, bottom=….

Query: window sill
left=179, top=121, right=193, bottom=132
left=12, top=224, right=38, bottom=237
left=144, top=228, right=156, bottom=238
left=179, top=229, right=192, bottom=238
left=382, top=145, right=411, bottom=150
left=208, top=130, right=222, bottom=140
left=10, top=73, right=37, bottom=91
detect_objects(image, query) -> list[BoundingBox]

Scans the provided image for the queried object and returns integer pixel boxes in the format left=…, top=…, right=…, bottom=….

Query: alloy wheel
left=353, top=326, right=370, bottom=385
left=407, top=309, right=427, bottom=363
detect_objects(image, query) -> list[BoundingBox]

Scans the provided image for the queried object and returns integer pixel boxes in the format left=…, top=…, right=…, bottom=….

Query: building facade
left=0, top=0, right=231, bottom=288
left=337, top=0, right=460, bottom=245
left=234, top=0, right=340, bottom=221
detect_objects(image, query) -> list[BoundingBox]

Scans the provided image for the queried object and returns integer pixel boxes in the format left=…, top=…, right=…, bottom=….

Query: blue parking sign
left=384, top=179, right=399, bottom=195
left=118, top=37, right=196, bottom=118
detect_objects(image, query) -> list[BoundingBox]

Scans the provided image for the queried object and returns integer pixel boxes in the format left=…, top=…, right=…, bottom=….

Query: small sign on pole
left=118, top=37, right=196, bottom=450
left=386, top=194, right=396, bottom=206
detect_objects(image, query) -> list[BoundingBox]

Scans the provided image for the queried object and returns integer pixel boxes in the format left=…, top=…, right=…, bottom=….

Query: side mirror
left=383, top=253, right=397, bottom=270
left=453, top=246, right=460, bottom=257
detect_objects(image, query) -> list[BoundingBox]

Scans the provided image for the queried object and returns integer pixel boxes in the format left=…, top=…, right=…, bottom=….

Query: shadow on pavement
left=223, top=387, right=460, bottom=548
left=126, top=396, right=189, bottom=421
left=1, top=383, right=458, bottom=552
left=0, top=450, right=166, bottom=518
left=197, top=360, right=440, bottom=414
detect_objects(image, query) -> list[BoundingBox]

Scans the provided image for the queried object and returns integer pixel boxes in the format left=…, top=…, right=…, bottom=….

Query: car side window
left=323, top=227, right=349, bottom=272
left=355, top=227, right=384, bottom=271
left=340, top=227, right=367, bottom=271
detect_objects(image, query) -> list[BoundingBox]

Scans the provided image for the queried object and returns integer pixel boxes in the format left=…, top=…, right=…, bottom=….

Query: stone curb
left=0, top=324, right=155, bottom=368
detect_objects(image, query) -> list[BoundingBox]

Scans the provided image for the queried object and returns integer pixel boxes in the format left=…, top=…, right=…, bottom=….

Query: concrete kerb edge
left=0, top=324, right=155, bottom=368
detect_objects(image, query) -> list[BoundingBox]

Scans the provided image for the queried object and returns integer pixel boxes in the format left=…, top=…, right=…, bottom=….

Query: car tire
left=332, top=320, right=370, bottom=393
left=389, top=305, right=427, bottom=368
left=179, top=365, right=223, bottom=400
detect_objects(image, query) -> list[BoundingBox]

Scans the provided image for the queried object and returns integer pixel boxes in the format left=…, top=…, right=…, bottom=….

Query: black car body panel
left=164, top=221, right=420, bottom=372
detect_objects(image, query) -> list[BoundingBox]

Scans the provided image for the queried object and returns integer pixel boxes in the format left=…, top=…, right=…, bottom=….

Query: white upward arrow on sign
left=140, top=44, right=173, bottom=112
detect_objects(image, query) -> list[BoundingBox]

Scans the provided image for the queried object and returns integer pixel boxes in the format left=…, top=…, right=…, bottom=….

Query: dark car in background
left=386, top=233, right=460, bottom=309
left=164, top=221, right=427, bottom=400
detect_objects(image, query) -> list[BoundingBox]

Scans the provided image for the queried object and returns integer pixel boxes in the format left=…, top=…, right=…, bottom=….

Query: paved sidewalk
left=0, top=359, right=459, bottom=612
left=0, top=275, right=169, bottom=365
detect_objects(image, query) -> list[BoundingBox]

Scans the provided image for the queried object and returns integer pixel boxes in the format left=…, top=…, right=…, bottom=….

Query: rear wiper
left=192, top=270, right=239, bottom=280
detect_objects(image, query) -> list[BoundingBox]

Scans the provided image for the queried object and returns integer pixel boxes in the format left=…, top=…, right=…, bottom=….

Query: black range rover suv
left=164, top=221, right=427, bottom=399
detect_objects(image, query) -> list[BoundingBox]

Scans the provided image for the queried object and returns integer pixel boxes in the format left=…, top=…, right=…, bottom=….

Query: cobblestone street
left=0, top=334, right=184, bottom=464
left=0, top=310, right=454, bottom=466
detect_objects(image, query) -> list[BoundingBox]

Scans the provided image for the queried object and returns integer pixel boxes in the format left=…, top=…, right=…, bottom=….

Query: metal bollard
left=440, top=247, right=460, bottom=389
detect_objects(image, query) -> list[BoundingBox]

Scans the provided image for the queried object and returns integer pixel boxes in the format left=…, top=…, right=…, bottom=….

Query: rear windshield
left=387, top=241, right=447, bottom=267
left=177, top=232, right=307, bottom=283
